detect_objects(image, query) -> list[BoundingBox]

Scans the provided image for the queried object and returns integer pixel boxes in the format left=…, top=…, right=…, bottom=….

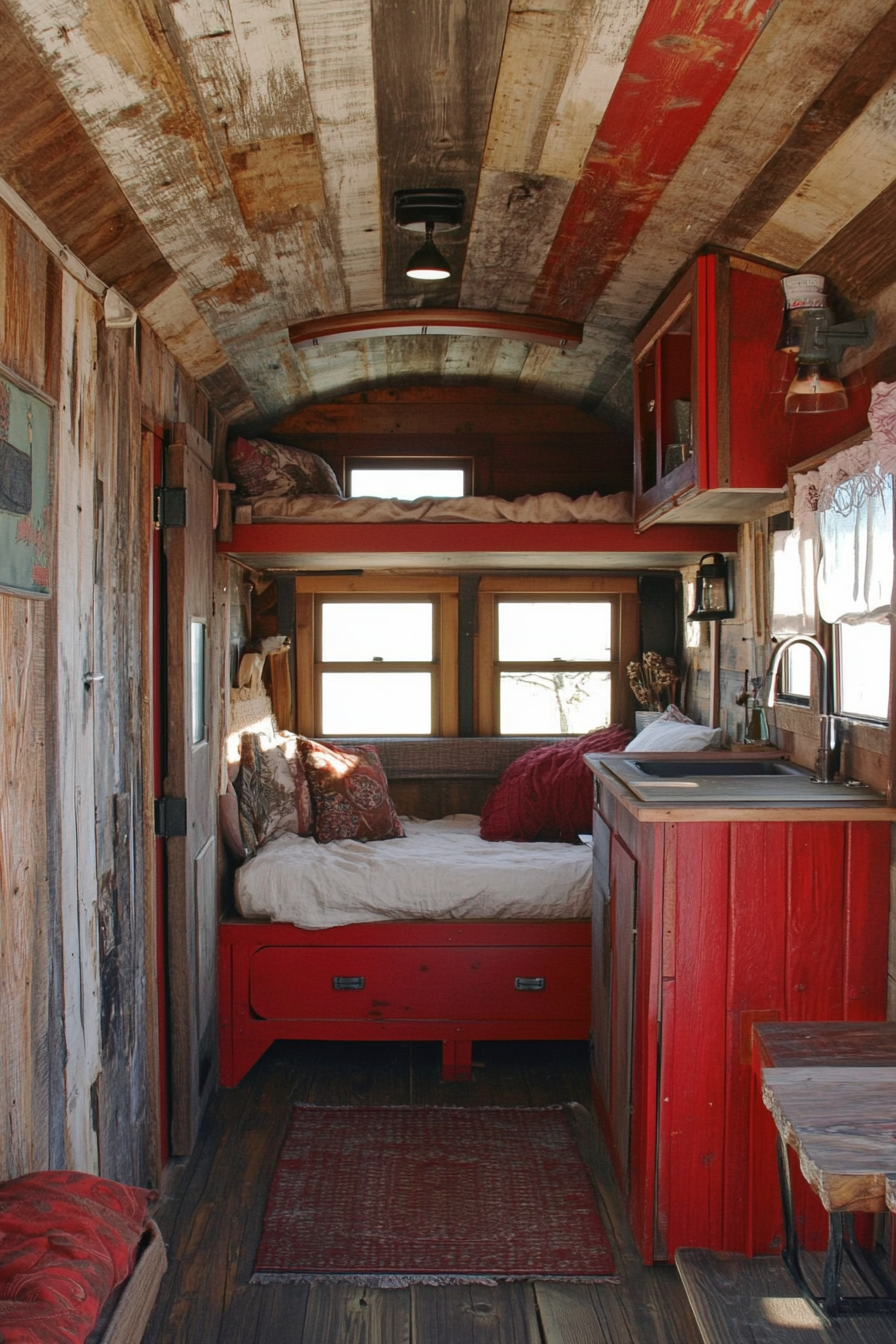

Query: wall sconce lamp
left=393, top=189, right=464, bottom=282
left=778, top=274, right=875, bottom=414
left=688, top=553, right=734, bottom=621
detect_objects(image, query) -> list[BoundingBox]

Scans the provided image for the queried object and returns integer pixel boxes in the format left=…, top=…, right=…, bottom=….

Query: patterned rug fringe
left=252, top=1271, right=619, bottom=1288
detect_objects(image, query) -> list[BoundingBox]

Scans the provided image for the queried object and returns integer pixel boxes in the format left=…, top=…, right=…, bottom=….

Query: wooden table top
left=754, top=1021, right=896, bottom=1070
left=762, top=1065, right=896, bottom=1214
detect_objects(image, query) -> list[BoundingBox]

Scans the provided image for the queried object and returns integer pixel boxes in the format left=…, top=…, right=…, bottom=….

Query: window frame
left=344, top=456, right=473, bottom=498
left=476, top=576, right=640, bottom=736
left=294, top=575, right=459, bottom=737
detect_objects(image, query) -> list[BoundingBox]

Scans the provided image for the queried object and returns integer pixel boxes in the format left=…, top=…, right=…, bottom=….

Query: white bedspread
left=245, top=490, right=633, bottom=525
left=234, top=815, right=592, bottom=929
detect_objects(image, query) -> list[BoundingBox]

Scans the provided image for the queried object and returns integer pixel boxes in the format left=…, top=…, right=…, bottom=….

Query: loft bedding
left=234, top=814, right=592, bottom=929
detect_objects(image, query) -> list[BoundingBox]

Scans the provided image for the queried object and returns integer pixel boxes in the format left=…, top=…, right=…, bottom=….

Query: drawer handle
left=515, top=976, right=545, bottom=991
left=333, top=976, right=365, bottom=990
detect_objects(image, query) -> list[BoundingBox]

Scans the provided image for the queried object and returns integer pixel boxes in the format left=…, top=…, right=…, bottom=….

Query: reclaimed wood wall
left=0, top=197, right=218, bottom=1185
left=269, top=385, right=631, bottom=500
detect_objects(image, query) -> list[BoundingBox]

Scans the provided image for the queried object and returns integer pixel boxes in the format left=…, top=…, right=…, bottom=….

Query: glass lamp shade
left=688, top=553, right=734, bottom=621
left=405, top=225, right=451, bottom=280
left=784, top=360, right=848, bottom=414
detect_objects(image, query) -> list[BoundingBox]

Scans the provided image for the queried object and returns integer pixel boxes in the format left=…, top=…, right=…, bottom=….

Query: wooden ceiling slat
left=745, top=73, right=896, bottom=268
left=169, top=0, right=346, bottom=323
left=462, top=0, right=648, bottom=314
left=584, top=0, right=895, bottom=417
left=272, top=397, right=607, bottom=436
left=293, top=0, right=383, bottom=314
left=140, top=279, right=231, bottom=382
left=809, top=178, right=896, bottom=308
left=7, top=0, right=303, bottom=415
left=0, top=0, right=173, bottom=309
left=713, top=2, right=896, bottom=252
left=528, top=0, right=781, bottom=322
left=371, top=0, right=511, bottom=312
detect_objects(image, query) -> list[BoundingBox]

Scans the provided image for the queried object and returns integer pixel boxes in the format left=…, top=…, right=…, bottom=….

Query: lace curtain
left=789, top=380, right=896, bottom=626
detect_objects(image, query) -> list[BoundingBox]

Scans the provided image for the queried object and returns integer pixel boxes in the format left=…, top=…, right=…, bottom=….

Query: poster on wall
left=0, top=365, right=53, bottom=599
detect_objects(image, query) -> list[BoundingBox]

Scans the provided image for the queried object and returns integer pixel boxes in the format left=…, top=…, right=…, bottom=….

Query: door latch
left=515, top=977, right=545, bottom=991
left=332, top=976, right=365, bottom=990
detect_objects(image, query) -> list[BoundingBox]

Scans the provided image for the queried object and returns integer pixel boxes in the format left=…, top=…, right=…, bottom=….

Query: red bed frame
left=218, top=917, right=591, bottom=1084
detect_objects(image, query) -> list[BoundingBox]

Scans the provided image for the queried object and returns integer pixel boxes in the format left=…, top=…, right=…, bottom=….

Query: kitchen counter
left=586, top=751, right=896, bottom=822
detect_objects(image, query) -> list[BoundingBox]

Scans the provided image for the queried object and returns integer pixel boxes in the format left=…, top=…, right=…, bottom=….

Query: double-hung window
left=295, top=576, right=458, bottom=736
left=477, top=577, right=639, bottom=735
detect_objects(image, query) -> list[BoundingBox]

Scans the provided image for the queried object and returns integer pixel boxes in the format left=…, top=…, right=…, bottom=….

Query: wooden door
left=609, top=833, right=638, bottom=1191
left=163, top=423, right=217, bottom=1155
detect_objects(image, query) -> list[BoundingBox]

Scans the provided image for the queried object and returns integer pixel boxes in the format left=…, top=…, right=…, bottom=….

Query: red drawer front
left=248, top=945, right=590, bottom=1023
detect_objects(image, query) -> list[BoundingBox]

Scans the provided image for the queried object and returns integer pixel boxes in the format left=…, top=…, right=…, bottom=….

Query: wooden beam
left=289, top=309, right=583, bottom=349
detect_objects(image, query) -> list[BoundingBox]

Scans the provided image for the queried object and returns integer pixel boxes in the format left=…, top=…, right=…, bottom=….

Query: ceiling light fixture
left=393, top=188, right=465, bottom=283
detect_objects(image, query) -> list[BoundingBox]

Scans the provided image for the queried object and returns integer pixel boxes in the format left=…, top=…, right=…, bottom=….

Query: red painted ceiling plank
left=528, top=0, right=779, bottom=322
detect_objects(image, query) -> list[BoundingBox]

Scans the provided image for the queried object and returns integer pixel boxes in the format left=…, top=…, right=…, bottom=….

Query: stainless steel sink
left=594, top=754, right=887, bottom=806
left=633, top=758, right=803, bottom=778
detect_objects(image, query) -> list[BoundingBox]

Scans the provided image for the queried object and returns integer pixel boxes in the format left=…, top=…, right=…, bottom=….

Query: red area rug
left=253, top=1103, right=616, bottom=1286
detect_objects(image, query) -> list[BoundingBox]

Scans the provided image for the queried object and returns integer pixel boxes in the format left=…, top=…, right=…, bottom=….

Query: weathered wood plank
left=7, top=0, right=304, bottom=415
left=529, top=0, right=779, bottom=321
left=293, top=0, right=383, bottom=313
left=170, top=0, right=347, bottom=321
left=272, top=393, right=614, bottom=436
left=140, top=278, right=231, bottom=383
left=370, top=0, right=511, bottom=311
left=589, top=0, right=895, bottom=415
left=0, top=0, right=174, bottom=309
left=412, top=1284, right=541, bottom=1344
left=714, top=3, right=896, bottom=252
left=809, top=178, right=896, bottom=310
left=746, top=73, right=896, bottom=267
left=462, top=0, right=648, bottom=313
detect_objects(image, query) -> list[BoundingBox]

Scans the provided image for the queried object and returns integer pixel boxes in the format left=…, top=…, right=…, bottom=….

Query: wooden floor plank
left=143, top=1039, right=704, bottom=1344
left=676, top=1248, right=896, bottom=1344
left=411, top=1283, right=541, bottom=1344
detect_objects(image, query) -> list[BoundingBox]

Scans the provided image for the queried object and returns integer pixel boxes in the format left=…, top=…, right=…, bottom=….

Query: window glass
left=837, top=622, right=891, bottom=720
left=497, top=601, right=612, bottom=661
left=499, top=671, right=611, bottom=735
left=320, top=602, right=433, bottom=661
left=190, top=619, right=206, bottom=745
left=781, top=642, right=812, bottom=699
left=321, top=672, right=432, bottom=735
left=350, top=468, right=466, bottom=499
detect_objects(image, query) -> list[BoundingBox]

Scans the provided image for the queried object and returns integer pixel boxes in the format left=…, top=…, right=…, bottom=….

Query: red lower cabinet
left=590, top=793, right=890, bottom=1263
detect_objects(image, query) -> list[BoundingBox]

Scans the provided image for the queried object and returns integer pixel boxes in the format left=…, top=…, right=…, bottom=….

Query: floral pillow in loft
left=227, top=437, right=343, bottom=501
left=235, top=731, right=314, bottom=856
left=296, top=738, right=405, bottom=844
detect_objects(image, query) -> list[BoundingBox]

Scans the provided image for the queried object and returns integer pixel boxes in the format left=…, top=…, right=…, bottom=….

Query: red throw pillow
left=479, top=724, right=631, bottom=842
left=0, top=1170, right=157, bottom=1344
left=297, top=739, right=404, bottom=844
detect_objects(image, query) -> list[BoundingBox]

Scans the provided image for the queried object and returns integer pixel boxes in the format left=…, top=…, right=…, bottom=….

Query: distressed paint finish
left=529, top=0, right=782, bottom=321
left=7, top=0, right=302, bottom=416
left=293, top=0, right=383, bottom=314
left=462, top=0, right=648, bottom=312
left=169, top=0, right=346, bottom=321
left=589, top=0, right=896, bottom=414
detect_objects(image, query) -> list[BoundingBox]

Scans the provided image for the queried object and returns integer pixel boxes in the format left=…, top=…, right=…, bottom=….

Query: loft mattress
left=234, top=814, right=592, bottom=930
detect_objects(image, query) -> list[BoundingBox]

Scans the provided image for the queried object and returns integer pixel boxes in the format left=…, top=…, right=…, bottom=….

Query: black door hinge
left=154, top=486, right=187, bottom=529
left=155, top=796, right=187, bottom=838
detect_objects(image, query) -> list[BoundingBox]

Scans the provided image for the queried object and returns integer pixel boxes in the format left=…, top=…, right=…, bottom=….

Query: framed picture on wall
left=0, top=362, right=54, bottom=599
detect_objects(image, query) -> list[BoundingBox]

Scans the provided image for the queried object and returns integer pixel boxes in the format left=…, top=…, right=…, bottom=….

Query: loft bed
left=218, top=734, right=623, bottom=1086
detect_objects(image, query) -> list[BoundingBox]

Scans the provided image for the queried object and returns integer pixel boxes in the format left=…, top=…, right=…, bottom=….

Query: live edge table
left=755, top=1022, right=896, bottom=1319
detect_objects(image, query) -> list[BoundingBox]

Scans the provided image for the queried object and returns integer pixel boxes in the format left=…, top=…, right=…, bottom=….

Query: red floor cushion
left=0, top=1170, right=157, bottom=1344
left=480, top=724, right=631, bottom=842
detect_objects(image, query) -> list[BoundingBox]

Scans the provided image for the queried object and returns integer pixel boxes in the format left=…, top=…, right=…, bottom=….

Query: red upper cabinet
left=633, top=253, right=873, bottom=531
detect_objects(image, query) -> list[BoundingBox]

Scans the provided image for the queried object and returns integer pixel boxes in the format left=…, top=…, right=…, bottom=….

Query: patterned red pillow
left=227, top=437, right=342, bottom=501
left=297, top=739, right=404, bottom=844
left=0, top=1170, right=156, bottom=1344
left=479, top=724, right=631, bottom=842
left=236, top=733, right=314, bottom=855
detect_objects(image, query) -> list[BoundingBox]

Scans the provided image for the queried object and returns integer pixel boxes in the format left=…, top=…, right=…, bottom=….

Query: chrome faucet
left=764, top=635, right=841, bottom=783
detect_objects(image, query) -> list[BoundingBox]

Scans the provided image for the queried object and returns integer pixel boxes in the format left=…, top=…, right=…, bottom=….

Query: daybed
left=219, top=732, right=627, bottom=1085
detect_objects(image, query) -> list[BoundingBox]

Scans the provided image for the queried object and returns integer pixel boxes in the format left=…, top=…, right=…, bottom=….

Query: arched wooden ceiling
left=1, top=0, right=895, bottom=427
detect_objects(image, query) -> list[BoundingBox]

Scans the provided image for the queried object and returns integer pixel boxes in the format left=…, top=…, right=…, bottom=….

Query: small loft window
left=346, top=456, right=471, bottom=499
